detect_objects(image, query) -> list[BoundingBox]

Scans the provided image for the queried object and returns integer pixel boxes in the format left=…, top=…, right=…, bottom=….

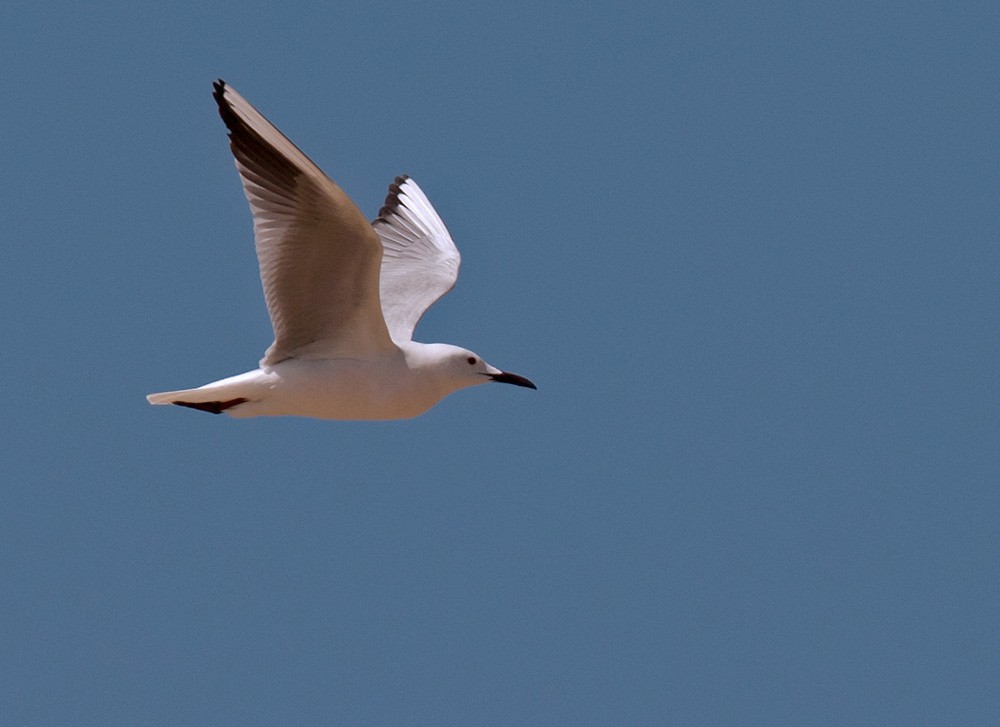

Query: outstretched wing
left=213, top=80, right=395, bottom=365
left=373, top=176, right=461, bottom=343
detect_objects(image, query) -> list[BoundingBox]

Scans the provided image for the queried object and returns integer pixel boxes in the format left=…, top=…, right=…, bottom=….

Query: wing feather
left=373, top=176, right=461, bottom=342
left=213, top=80, right=394, bottom=365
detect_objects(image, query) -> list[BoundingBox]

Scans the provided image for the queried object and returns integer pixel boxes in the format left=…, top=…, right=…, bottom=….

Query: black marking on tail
left=173, top=398, right=248, bottom=415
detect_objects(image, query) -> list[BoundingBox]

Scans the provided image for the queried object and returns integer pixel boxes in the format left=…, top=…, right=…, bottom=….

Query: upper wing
left=213, top=80, right=395, bottom=366
left=373, top=176, right=461, bottom=343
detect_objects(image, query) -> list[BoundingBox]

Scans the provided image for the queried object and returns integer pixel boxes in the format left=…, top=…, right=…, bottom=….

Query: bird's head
left=424, top=344, right=536, bottom=392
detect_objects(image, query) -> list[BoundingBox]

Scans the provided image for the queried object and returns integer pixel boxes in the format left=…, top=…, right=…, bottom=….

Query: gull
left=147, top=80, right=535, bottom=420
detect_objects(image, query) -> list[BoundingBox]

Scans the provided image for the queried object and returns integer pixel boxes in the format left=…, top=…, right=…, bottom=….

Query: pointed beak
left=487, top=371, right=537, bottom=389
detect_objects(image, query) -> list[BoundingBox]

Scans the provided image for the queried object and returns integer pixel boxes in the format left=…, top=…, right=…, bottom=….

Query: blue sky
left=2, top=1, right=998, bottom=724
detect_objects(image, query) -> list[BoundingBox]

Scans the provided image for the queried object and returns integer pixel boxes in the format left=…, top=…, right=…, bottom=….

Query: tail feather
left=147, top=389, right=189, bottom=405
left=172, top=398, right=248, bottom=414
left=146, top=388, right=248, bottom=415
left=147, top=387, right=210, bottom=406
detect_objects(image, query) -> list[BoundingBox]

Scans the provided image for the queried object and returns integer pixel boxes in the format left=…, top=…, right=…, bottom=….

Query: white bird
left=147, top=80, right=535, bottom=420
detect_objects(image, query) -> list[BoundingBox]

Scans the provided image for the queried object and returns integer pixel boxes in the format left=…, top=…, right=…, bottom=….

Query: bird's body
left=150, top=343, right=494, bottom=420
left=147, top=81, right=534, bottom=420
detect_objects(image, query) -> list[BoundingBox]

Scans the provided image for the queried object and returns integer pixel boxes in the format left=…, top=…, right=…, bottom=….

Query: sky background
left=2, top=1, right=998, bottom=724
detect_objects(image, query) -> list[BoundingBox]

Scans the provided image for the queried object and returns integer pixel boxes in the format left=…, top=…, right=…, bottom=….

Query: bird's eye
left=467, top=357, right=477, bottom=365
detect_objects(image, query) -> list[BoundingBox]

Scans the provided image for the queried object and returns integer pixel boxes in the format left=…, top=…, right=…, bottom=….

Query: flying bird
left=147, top=80, right=535, bottom=420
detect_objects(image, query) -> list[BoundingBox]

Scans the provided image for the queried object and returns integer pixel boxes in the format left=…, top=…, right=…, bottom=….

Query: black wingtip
left=211, top=79, right=242, bottom=139
left=375, top=174, right=412, bottom=222
left=212, top=79, right=228, bottom=109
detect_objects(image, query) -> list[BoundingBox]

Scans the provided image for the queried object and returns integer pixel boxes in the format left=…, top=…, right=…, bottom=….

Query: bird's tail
left=146, top=388, right=248, bottom=415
